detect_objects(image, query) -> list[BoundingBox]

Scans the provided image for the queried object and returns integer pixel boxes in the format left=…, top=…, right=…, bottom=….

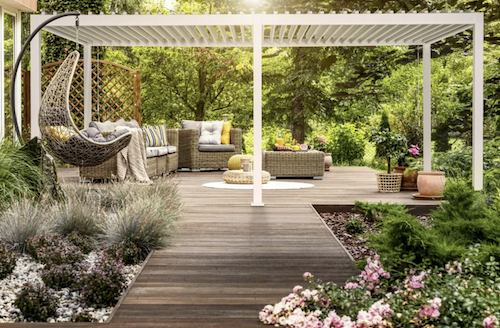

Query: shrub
left=65, top=232, right=94, bottom=254
left=52, top=197, right=103, bottom=241
left=107, top=241, right=140, bottom=265
left=77, top=253, right=126, bottom=307
left=371, top=128, right=407, bottom=173
left=354, top=201, right=407, bottom=222
left=26, top=234, right=85, bottom=266
left=345, top=219, right=365, bottom=235
left=102, top=180, right=181, bottom=261
left=0, top=142, right=43, bottom=213
left=0, top=242, right=17, bottom=279
left=41, top=263, right=81, bottom=290
left=327, top=124, right=366, bottom=164
left=0, top=198, right=52, bottom=252
left=15, top=283, right=58, bottom=322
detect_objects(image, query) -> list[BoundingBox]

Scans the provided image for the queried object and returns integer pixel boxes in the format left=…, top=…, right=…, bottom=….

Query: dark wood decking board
left=42, top=167, right=442, bottom=327
left=110, top=204, right=359, bottom=326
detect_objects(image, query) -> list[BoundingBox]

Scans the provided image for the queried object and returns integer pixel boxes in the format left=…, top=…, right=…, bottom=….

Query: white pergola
left=30, top=10, right=484, bottom=206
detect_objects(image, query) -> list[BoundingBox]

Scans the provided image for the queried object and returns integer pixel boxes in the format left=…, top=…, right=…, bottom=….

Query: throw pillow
left=142, top=125, right=168, bottom=147
left=221, top=121, right=232, bottom=145
left=181, top=120, right=202, bottom=132
left=199, top=121, right=223, bottom=145
left=44, top=126, right=77, bottom=142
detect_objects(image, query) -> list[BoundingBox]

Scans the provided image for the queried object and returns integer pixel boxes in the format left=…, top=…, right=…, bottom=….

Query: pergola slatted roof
left=30, top=10, right=484, bottom=206
left=41, top=10, right=475, bottom=47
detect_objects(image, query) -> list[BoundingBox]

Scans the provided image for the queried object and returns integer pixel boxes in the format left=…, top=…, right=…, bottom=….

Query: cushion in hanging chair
left=80, top=127, right=129, bottom=143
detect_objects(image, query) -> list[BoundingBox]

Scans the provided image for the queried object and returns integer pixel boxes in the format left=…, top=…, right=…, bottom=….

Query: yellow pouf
left=228, top=154, right=253, bottom=170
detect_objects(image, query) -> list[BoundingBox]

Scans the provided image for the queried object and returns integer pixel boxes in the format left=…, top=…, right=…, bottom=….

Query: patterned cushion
left=142, top=125, right=168, bottom=147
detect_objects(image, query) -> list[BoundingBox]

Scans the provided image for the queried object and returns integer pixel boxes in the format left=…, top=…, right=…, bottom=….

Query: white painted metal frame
left=29, top=10, right=485, bottom=205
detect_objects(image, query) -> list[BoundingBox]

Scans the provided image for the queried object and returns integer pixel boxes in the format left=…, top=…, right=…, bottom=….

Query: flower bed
left=260, top=251, right=500, bottom=328
left=0, top=240, right=141, bottom=323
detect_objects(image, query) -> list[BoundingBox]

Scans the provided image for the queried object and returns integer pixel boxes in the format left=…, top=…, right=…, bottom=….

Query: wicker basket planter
left=376, top=173, right=403, bottom=192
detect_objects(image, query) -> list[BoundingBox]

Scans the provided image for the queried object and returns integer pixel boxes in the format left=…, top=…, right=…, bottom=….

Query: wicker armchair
left=178, top=128, right=242, bottom=170
left=80, top=129, right=179, bottom=180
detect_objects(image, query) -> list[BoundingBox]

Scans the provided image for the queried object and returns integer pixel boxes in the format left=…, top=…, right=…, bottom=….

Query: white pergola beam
left=30, top=14, right=41, bottom=138
left=472, top=16, right=484, bottom=190
left=424, top=24, right=472, bottom=44
left=252, top=14, right=263, bottom=206
left=423, top=44, right=431, bottom=172
left=45, top=26, right=90, bottom=44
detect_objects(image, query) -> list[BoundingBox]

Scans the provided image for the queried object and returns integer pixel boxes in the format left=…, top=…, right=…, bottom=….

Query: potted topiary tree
left=372, top=129, right=407, bottom=192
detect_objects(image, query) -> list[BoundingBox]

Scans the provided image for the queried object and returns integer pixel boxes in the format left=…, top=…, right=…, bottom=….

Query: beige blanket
left=116, top=127, right=151, bottom=184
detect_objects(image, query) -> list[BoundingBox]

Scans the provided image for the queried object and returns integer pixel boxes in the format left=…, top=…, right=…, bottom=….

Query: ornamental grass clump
left=102, top=180, right=181, bottom=261
left=15, top=283, right=58, bottom=322
left=0, top=241, right=17, bottom=279
left=0, top=198, right=52, bottom=252
left=51, top=196, right=103, bottom=242
left=260, top=251, right=500, bottom=328
left=77, top=252, right=126, bottom=307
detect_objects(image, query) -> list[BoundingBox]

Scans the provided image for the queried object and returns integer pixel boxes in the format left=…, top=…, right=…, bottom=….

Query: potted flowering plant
left=371, top=129, right=407, bottom=192
left=312, top=136, right=332, bottom=171
left=394, top=144, right=420, bottom=191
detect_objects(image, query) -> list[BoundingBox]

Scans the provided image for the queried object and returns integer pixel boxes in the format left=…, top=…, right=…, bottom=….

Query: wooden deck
left=38, top=167, right=440, bottom=327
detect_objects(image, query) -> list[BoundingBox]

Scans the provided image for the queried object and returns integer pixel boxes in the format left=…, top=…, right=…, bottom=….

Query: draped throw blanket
left=115, top=127, right=151, bottom=184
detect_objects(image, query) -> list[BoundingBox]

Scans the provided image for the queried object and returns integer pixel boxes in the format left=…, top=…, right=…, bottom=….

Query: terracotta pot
left=393, top=166, right=418, bottom=190
left=324, top=153, right=332, bottom=171
left=417, top=171, right=445, bottom=196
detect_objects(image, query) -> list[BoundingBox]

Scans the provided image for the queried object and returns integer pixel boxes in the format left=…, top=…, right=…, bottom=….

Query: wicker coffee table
left=263, top=150, right=324, bottom=179
left=222, top=170, right=271, bottom=184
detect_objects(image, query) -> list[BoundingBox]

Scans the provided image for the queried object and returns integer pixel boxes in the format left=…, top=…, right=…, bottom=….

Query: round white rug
left=202, top=181, right=314, bottom=190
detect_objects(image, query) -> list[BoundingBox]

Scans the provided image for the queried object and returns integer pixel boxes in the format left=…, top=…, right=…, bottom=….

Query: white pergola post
left=0, top=6, right=4, bottom=140
left=422, top=44, right=431, bottom=172
left=472, top=15, right=484, bottom=190
left=83, top=44, right=92, bottom=128
left=252, top=14, right=264, bottom=207
left=14, top=9, right=22, bottom=140
left=30, top=14, right=41, bottom=138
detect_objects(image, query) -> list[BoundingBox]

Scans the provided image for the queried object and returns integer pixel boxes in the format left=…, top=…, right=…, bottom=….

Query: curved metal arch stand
left=10, top=11, right=80, bottom=142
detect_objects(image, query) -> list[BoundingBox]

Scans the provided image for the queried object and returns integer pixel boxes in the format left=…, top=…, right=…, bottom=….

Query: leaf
left=320, top=55, right=338, bottom=70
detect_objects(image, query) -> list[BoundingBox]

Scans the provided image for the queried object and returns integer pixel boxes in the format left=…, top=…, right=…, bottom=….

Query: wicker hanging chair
left=39, top=51, right=132, bottom=167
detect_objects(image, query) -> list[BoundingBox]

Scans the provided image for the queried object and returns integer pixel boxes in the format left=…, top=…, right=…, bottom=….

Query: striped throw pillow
left=142, top=125, right=168, bottom=147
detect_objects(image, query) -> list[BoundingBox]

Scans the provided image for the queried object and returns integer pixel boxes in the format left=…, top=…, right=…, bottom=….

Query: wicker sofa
left=80, top=128, right=178, bottom=180
left=178, top=128, right=242, bottom=170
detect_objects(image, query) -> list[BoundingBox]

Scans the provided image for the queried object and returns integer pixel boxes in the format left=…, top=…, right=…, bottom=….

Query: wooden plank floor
left=51, top=167, right=441, bottom=327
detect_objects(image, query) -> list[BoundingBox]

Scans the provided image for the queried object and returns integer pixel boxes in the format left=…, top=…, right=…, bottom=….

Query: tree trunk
left=291, top=97, right=306, bottom=143
left=195, top=66, right=206, bottom=120
left=291, top=48, right=306, bottom=143
left=387, top=157, right=391, bottom=174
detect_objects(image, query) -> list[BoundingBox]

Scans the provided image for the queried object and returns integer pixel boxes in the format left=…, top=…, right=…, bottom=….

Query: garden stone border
left=105, top=250, right=155, bottom=323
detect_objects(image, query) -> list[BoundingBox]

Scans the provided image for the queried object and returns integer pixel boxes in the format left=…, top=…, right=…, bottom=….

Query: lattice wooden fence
left=41, top=59, right=141, bottom=129
left=3, top=66, right=30, bottom=140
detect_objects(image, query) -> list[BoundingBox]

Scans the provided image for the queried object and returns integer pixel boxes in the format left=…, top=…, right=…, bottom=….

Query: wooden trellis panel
left=4, top=67, right=30, bottom=139
left=41, top=59, right=141, bottom=129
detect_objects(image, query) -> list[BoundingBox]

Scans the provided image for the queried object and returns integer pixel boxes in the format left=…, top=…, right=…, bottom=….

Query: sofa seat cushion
left=167, top=146, right=177, bottom=154
left=90, top=119, right=139, bottom=131
left=199, top=144, right=236, bottom=152
left=147, top=147, right=169, bottom=158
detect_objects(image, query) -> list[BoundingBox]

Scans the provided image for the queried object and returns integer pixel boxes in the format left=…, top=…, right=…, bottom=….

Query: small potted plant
left=393, top=144, right=420, bottom=191
left=312, top=136, right=331, bottom=171
left=372, top=129, right=407, bottom=192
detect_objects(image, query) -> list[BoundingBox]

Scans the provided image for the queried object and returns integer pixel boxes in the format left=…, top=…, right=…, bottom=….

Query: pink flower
left=345, top=282, right=359, bottom=290
left=293, top=285, right=303, bottom=293
left=303, top=272, right=313, bottom=279
left=419, top=305, right=440, bottom=319
left=484, top=316, right=498, bottom=328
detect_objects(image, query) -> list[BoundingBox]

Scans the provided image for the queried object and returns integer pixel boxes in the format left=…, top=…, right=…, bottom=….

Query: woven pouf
left=228, top=154, right=254, bottom=170
left=223, top=170, right=271, bottom=184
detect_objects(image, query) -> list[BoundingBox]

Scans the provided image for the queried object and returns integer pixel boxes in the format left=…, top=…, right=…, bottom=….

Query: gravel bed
left=320, top=212, right=433, bottom=260
left=0, top=252, right=141, bottom=323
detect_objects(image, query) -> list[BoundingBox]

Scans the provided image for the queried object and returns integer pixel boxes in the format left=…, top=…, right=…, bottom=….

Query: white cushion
left=146, top=147, right=169, bottom=158
left=198, top=121, right=223, bottom=145
left=167, top=146, right=177, bottom=154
